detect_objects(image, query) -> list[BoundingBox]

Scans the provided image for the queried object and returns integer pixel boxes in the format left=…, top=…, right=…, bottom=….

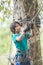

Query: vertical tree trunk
left=12, top=0, right=42, bottom=65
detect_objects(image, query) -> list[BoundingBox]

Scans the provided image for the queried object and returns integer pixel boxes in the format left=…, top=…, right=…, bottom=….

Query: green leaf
left=0, top=5, right=4, bottom=11
left=0, top=17, right=5, bottom=22
left=6, top=0, right=10, bottom=4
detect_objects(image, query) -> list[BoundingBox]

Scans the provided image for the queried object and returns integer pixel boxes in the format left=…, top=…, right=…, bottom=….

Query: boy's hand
left=24, top=26, right=30, bottom=33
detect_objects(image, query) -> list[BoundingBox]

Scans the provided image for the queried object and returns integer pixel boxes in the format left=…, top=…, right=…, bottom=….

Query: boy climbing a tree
left=10, top=20, right=33, bottom=65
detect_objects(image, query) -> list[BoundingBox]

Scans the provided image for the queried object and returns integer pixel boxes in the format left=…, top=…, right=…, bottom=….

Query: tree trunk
left=11, top=0, right=42, bottom=65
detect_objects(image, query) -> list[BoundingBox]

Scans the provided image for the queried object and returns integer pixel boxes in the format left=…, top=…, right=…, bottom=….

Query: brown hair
left=10, top=21, right=21, bottom=33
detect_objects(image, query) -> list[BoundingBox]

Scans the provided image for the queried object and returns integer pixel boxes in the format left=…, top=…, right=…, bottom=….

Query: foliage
left=0, top=0, right=11, bottom=22
left=0, top=27, right=11, bottom=55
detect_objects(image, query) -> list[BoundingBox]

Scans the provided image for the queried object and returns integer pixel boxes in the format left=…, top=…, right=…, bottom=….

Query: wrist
left=21, top=31, right=25, bottom=35
left=24, top=26, right=30, bottom=33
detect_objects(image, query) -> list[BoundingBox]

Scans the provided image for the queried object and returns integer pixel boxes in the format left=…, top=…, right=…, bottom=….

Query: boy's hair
left=10, top=21, right=21, bottom=33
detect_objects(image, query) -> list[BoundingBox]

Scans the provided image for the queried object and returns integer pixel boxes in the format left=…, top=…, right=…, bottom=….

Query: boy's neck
left=16, top=32, right=20, bottom=34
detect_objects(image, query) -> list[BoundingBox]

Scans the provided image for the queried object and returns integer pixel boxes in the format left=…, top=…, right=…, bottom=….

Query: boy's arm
left=16, top=25, right=31, bottom=41
left=16, top=30, right=32, bottom=41
left=16, top=23, right=33, bottom=41
left=16, top=32, right=25, bottom=41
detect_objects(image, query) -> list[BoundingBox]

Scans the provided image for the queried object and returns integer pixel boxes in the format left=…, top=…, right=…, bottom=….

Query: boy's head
left=10, top=21, right=21, bottom=34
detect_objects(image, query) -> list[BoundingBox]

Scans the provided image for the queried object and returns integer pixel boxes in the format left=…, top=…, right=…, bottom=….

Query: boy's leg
left=15, top=61, right=31, bottom=65
left=26, top=61, right=31, bottom=65
left=15, top=62, right=25, bottom=65
left=20, top=61, right=31, bottom=65
left=16, top=62, right=20, bottom=65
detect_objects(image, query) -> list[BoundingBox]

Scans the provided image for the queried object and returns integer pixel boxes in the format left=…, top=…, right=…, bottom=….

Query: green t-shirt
left=12, top=32, right=30, bottom=53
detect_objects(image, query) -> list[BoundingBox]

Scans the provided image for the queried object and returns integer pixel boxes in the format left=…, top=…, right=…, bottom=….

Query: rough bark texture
left=13, top=0, right=42, bottom=65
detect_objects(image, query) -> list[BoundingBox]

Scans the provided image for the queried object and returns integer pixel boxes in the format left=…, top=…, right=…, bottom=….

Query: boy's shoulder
left=12, top=34, right=20, bottom=37
left=11, top=34, right=20, bottom=41
left=12, top=34, right=16, bottom=36
left=11, top=34, right=17, bottom=40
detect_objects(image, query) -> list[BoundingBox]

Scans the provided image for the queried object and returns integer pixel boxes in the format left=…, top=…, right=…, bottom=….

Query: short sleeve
left=25, top=32, right=30, bottom=38
left=12, top=34, right=17, bottom=43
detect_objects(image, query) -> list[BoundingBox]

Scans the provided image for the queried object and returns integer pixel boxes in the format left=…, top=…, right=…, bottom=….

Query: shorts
left=15, top=61, right=30, bottom=65
left=13, top=50, right=31, bottom=65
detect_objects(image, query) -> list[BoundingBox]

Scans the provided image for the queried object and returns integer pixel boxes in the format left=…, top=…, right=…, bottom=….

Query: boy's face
left=15, top=23, right=21, bottom=33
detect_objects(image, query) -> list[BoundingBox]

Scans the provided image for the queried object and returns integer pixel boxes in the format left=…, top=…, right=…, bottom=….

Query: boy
left=10, top=21, right=33, bottom=65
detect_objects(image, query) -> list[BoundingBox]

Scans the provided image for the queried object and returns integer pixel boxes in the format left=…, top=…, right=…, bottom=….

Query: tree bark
left=12, top=0, right=42, bottom=65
